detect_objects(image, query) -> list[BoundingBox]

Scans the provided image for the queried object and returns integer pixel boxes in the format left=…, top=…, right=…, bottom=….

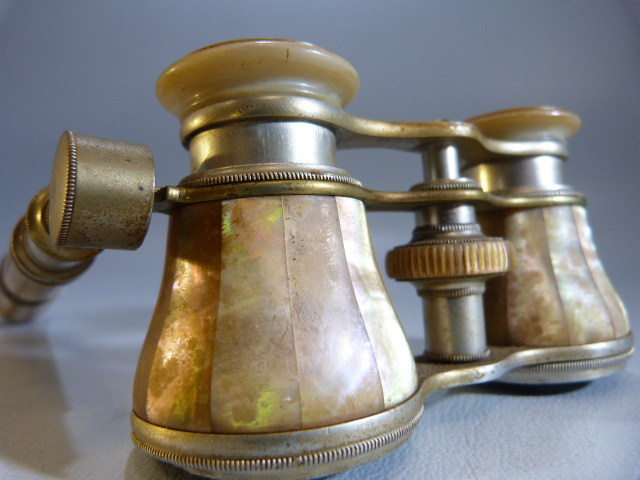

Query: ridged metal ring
left=411, top=181, right=483, bottom=191
left=387, top=237, right=511, bottom=281
left=25, top=188, right=101, bottom=263
left=512, top=351, right=630, bottom=374
left=418, top=286, right=486, bottom=298
left=131, top=388, right=425, bottom=480
left=10, top=220, right=93, bottom=285
left=180, top=170, right=361, bottom=188
left=493, top=189, right=580, bottom=199
left=410, top=236, right=497, bottom=246
left=422, top=350, right=491, bottom=363
left=132, top=408, right=422, bottom=479
left=412, top=223, right=481, bottom=235
left=55, top=131, right=79, bottom=247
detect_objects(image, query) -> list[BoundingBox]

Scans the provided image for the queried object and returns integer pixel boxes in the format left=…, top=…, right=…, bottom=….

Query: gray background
left=0, top=1, right=639, bottom=480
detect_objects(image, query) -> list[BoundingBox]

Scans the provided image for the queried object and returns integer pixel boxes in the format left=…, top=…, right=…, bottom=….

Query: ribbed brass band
left=54, top=130, right=79, bottom=248
left=25, top=188, right=101, bottom=263
left=386, top=238, right=511, bottom=281
left=512, top=352, right=631, bottom=374
left=11, top=220, right=95, bottom=285
left=500, top=349, right=634, bottom=385
left=153, top=181, right=586, bottom=214
left=179, top=170, right=361, bottom=188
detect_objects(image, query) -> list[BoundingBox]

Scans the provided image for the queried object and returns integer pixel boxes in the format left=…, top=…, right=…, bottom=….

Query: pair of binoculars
left=0, top=39, right=632, bottom=480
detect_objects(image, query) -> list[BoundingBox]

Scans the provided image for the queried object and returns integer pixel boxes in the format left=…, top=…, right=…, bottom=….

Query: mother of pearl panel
left=134, top=195, right=416, bottom=434
left=479, top=206, right=628, bottom=347
left=572, top=206, right=629, bottom=337
left=336, top=197, right=417, bottom=407
left=134, top=201, right=223, bottom=432
left=542, top=206, right=615, bottom=344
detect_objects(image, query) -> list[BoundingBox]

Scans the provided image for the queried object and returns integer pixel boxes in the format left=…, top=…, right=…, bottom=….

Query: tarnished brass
left=0, top=188, right=101, bottom=322
left=151, top=180, right=586, bottom=214
left=179, top=96, right=573, bottom=160
left=50, top=131, right=156, bottom=250
left=0, top=39, right=633, bottom=480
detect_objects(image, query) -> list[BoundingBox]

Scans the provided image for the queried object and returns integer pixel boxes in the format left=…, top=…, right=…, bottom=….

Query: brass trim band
left=11, top=220, right=94, bottom=286
left=25, top=188, right=101, bottom=263
left=55, top=130, right=79, bottom=248
left=179, top=96, right=572, bottom=161
left=179, top=169, right=361, bottom=188
left=153, top=180, right=587, bottom=214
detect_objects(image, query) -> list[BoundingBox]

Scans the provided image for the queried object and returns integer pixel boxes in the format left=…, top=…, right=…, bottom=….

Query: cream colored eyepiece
left=466, top=106, right=581, bottom=142
left=156, top=38, right=360, bottom=120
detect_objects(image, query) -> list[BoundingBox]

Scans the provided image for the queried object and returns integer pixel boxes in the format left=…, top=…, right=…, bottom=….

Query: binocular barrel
left=0, top=39, right=632, bottom=480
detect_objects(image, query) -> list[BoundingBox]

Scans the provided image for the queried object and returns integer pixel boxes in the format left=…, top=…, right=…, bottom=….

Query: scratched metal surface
left=0, top=1, right=639, bottom=479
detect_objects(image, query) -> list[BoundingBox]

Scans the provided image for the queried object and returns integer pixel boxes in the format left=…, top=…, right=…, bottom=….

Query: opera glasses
left=0, top=39, right=633, bottom=480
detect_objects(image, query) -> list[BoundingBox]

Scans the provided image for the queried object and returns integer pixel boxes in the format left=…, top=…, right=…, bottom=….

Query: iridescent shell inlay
left=480, top=205, right=629, bottom=347
left=133, top=196, right=417, bottom=434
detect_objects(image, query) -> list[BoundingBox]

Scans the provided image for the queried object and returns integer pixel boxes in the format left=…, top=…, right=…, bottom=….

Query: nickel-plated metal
left=388, top=144, right=509, bottom=362
left=462, top=108, right=577, bottom=196
left=0, top=38, right=633, bottom=480
left=415, top=204, right=477, bottom=227
left=461, top=154, right=571, bottom=194
left=189, top=121, right=338, bottom=173
left=419, top=287, right=488, bottom=361
left=423, top=143, right=461, bottom=180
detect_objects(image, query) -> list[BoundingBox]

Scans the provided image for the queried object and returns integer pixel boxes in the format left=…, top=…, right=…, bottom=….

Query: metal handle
left=0, top=131, right=156, bottom=322
left=0, top=188, right=101, bottom=322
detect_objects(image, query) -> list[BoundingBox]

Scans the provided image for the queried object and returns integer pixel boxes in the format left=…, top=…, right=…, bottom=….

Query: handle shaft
left=0, top=188, right=100, bottom=322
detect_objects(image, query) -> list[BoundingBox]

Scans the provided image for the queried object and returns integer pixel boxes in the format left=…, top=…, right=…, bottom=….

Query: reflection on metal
left=0, top=39, right=633, bottom=480
left=0, top=188, right=100, bottom=322
left=129, top=334, right=633, bottom=480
